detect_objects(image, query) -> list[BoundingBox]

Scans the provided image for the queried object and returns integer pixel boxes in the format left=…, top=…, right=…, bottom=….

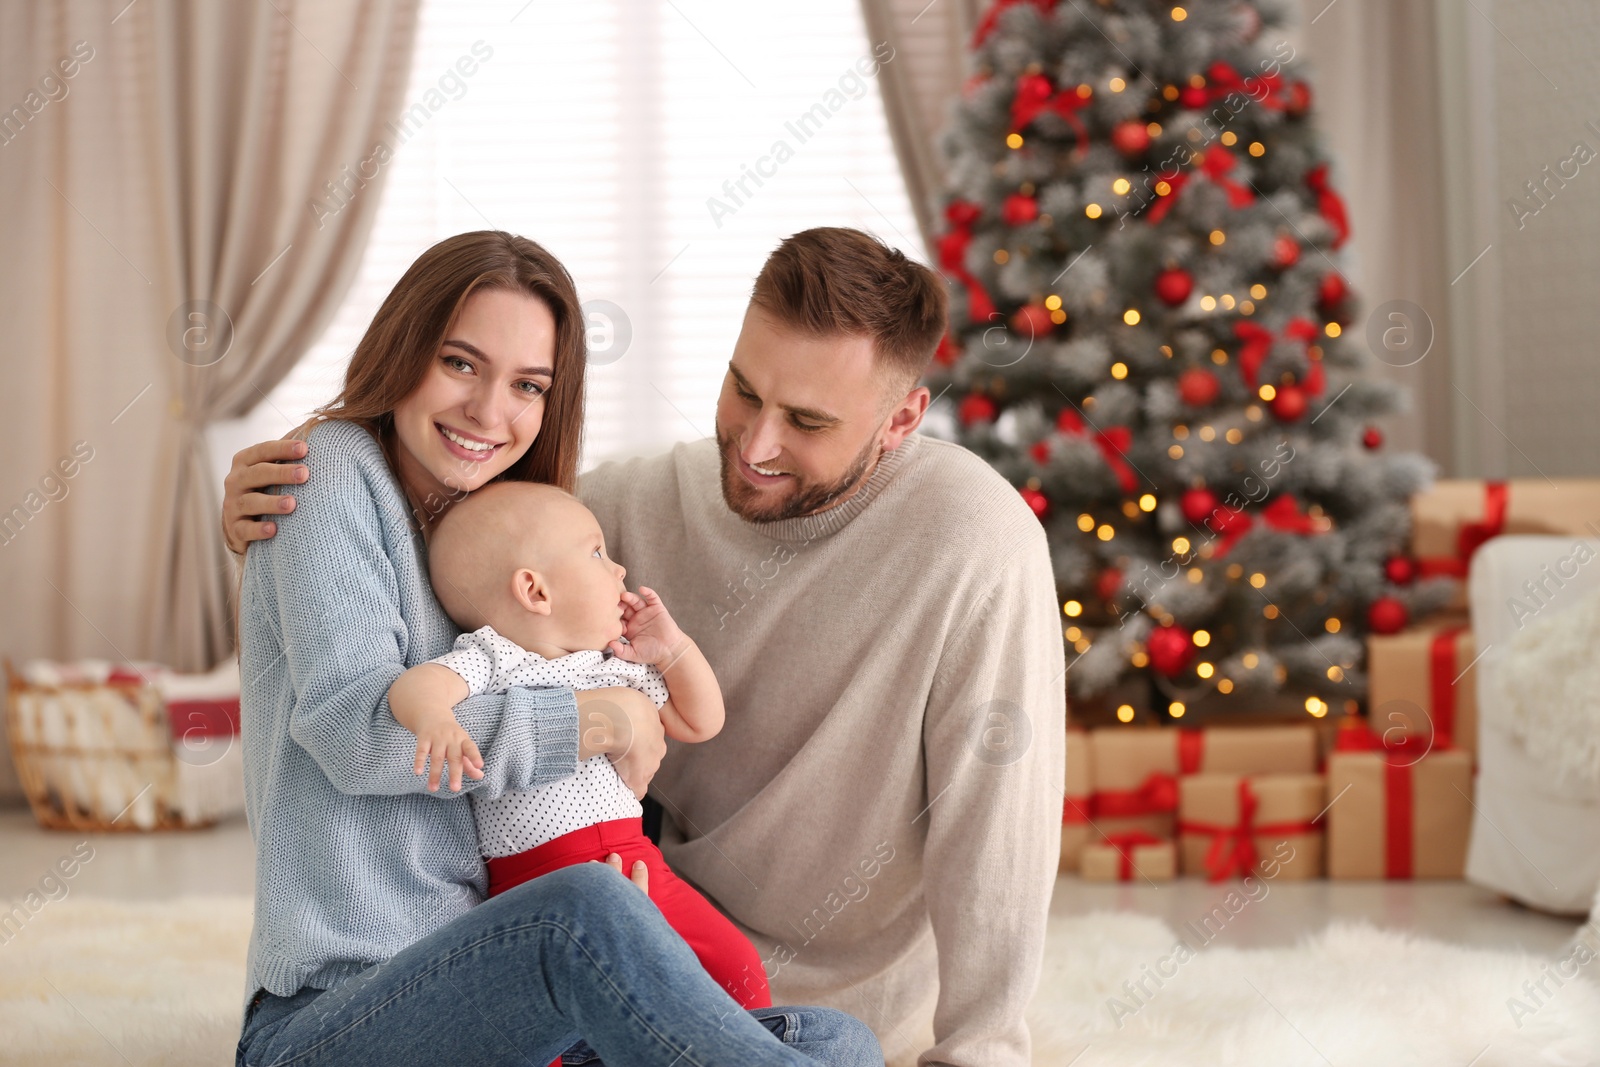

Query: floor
left=0, top=807, right=1583, bottom=959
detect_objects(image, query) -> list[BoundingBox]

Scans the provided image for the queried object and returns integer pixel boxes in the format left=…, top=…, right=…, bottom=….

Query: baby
left=385, top=481, right=770, bottom=1020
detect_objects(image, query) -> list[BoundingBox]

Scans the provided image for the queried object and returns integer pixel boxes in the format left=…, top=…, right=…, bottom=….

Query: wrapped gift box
left=1366, top=615, right=1479, bottom=761
left=1088, top=724, right=1318, bottom=839
left=1177, top=773, right=1325, bottom=880
left=1060, top=726, right=1092, bottom=872
left=1413, top=480, right=1600, bottom=607
left=1325, top=731, right=1473, bottom=879
left=1080, top=834, right=1176, bottom=882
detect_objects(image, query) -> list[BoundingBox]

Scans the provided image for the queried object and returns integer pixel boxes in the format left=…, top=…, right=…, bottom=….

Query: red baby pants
left=486, top=816, right=771, bottom=1067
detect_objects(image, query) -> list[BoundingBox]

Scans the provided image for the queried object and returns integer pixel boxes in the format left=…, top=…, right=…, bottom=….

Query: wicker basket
left=3, top=657, right=217, bottom=831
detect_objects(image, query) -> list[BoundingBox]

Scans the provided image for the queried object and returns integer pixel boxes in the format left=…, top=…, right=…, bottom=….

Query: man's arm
left=918, top=528, right=1066, bottom=1067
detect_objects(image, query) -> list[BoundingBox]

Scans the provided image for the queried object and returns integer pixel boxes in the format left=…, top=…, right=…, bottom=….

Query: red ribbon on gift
left=1094, top=771, right=1179, bottom=818
left=1063, top=795, right=1091, bottom=825
left=936, top=200, right=997, bottom=323
left=1102, top=831, right=1165, bottom=881
left=1417, top=481, right=1509, bottom=578
left=1056, top=409, right=1139, bottom=494
left=1332, top=720, right=1435, bottom=879
left=1305, top=164, right=1351, bottom=248
left=1091, top=729, right=1207, bottom=817
left=1178, top=778, right=1322, bottom=882
left=1428, top=625, right=1468, bottom=750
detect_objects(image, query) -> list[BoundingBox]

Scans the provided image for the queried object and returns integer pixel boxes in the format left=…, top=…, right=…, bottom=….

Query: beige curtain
left=140, top=0, right=423, bottom=671
left=0, top=0, right=419, bottom=798
left=1295, top=0, right=1453, bottom=465
left=859, top=0, right=981, bottom=255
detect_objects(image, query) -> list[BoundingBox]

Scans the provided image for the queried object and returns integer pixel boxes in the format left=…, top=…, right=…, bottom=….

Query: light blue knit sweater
left=237, top=418, right=581, bottom=1012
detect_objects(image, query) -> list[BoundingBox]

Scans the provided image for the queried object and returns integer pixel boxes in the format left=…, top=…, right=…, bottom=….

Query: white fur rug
left=3, top=897, right=1598, bottom=1066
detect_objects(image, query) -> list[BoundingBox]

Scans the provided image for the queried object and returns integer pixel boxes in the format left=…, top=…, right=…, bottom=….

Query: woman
left=232, top=230, right=880, bottom=1066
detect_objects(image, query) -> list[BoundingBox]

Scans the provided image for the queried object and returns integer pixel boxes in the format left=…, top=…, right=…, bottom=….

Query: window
left=228, top=0, right=919, bottom=473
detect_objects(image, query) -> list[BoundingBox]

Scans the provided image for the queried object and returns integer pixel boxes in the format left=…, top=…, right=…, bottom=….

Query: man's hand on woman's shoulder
left=223, top=438, right=309, bottom=554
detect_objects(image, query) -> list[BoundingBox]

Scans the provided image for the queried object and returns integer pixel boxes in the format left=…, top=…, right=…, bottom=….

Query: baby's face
left=530, top=499, right=629, bottom=650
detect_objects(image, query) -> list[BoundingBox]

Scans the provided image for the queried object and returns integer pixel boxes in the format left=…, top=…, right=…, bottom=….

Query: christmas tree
left=924, top=0, right=1453, bottom=723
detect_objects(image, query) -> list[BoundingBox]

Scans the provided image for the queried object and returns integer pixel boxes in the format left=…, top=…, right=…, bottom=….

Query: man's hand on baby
left=410, top=712, right=485, bottom=793
left=607, top=587, right=693, bottom=670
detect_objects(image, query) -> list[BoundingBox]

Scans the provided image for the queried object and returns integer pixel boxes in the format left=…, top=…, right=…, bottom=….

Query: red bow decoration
left=1063, top=794, right=1091, bottom=826
left=1417, top=482, right=1508, bottom=578
left=1146, top=147, right=1255, bottom=224
left=1305, top=164, right=1351, bottom=248
left=1204, top=61, right=1289, bottom=110
left=1008, top=73, right=1092, bottom=157
left=1206, top=494, right=1325, bottom=558
left=936, top=201, right=997, bottom=322
left=1093, top=771, right=1179, bottom=818
left=1056, top=408, right=1139, bottom=494
left=1102, top=831, right=1165, bottom=881
left=971, top=0, right=1057, bottom=46
left=1232, top=317, right=1324, bottom=393
left=1178, top=778, right=1321, bottom=882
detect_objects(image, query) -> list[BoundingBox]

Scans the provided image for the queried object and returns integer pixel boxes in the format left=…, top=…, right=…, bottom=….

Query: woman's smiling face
left=391, top=287, right=557, bottom=517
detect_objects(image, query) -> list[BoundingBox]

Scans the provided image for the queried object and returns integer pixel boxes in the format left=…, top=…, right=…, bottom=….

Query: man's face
left=714, top=305, right=917, bottom=523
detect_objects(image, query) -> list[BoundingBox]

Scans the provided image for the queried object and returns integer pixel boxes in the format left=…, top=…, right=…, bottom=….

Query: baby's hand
left=388, top=663, right=478, bottom=791
left=608, top=587, right=690, bottom=669
left=409, top=708, right=485, bottom=793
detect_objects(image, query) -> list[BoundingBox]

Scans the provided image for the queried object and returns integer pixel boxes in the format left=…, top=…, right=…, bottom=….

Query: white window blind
left=234, top=0, right=921, bottom=473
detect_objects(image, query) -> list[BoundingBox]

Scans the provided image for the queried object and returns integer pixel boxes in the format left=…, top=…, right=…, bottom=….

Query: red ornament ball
left=934, top=333, right=960, bottom=367
left=1020, top=486, right=1050, bottom=520
left=958, top=393, right=997, bottom=427
left=1111, top=119, right=1151, bottom=157
left=1181, top=487, right=1220, bottom=525
left=1096, top=567, right=1124, bottom=602
left=1385, top=557, right=1417, bottom=585
left=1178, top=366, right=1221, bottom=407
left=1147, top=623, right=1196, bottom=678
left=1271, top=384, right=1309, bottom=422
left=1010, top=303, right=1055, bottom=338
left=1287, top=81, right=1313, bottom=118
left=1154, top=266, right=1194, bottom=307
left=1318, top=272, right=1348, bottom=309
left=1271, top=233, right=1301, bottom=270
left=1001, top=193, right=1039, bottom=226
left=1367, top=595, right=1410, bottom=635
left=1179, top=85, right=1209, bottom=110
left=1029, top=439, right=1051, bottom=464
left=1362, top=426, right=1384, bottom=450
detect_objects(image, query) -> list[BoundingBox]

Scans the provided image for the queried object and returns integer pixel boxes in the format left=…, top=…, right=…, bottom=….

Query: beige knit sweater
left=579, top=432, right=1065, bottom=1067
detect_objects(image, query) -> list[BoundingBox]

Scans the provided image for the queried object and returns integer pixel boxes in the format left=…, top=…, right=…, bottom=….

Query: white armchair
left=1465, top=535, right=1600, bottom=914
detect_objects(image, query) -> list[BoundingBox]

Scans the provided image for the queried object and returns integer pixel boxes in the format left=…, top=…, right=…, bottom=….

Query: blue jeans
left=235, top=863, right=881, bottom=1066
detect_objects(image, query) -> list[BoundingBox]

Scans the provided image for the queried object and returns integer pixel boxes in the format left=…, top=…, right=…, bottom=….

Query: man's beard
left=715, top=421, right=882, bottom=524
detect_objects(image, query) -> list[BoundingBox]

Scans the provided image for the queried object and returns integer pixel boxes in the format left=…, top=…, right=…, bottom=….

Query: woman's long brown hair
left=306, top=229, right=587, bottom=498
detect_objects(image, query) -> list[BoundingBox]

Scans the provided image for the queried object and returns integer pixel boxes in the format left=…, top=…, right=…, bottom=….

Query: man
left=224, top=227, right=1064, bottom=1066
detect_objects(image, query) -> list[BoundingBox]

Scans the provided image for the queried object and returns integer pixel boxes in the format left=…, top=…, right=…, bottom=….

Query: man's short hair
left=750, top=227, right=948, bottom=389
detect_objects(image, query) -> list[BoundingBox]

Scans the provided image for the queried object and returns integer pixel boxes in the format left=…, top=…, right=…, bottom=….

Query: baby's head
left=429, top=481, right=628, bottom=655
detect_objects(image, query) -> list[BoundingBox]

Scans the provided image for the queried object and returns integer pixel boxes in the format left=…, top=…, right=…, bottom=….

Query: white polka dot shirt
left=433, top=625, right=668, bottom=857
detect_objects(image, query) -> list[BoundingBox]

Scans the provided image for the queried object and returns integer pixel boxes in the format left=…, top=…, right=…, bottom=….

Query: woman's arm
left=248, top=422, right=583, bottom=798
